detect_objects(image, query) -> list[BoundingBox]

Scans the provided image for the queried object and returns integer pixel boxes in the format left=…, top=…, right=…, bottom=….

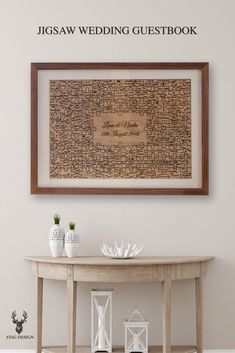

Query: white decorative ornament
left=49, top=224, right=65, bottom=257
left=123, top=308, right=149, bottom=353
left=100, top=241, right=143, bottom=259
left=91, top=290, right=113, bottom=353
left=65, top=229, right=80, bottom=257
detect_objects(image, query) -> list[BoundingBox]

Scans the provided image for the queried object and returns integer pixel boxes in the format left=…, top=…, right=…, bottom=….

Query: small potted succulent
left=65, top=222, right=80, bottom=258
left=49, top=213, right=65, bottom=257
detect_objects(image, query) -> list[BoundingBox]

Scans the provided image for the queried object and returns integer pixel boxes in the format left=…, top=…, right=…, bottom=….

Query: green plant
left=54, top=213, right=61, bottom=225
left=69, top=222, right=76, bottom=230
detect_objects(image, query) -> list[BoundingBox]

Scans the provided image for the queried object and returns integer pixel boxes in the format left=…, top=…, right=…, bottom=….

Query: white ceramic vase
left=49, top=224, right=65, bottom=257
left=65, top=230, right=80, bottom=257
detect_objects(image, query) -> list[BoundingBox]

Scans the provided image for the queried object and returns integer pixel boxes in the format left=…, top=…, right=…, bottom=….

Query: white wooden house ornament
left=91, top=290, right=113, bottom=353
left=123, top=308, right=149, bottom=353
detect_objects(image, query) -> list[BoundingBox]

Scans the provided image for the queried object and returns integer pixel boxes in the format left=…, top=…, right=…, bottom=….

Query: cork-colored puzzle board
left=49, top=79, right=191, bottom=179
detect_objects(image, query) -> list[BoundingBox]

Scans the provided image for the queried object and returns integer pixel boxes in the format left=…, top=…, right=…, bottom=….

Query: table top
left=25, top=255, right=214, bottom=266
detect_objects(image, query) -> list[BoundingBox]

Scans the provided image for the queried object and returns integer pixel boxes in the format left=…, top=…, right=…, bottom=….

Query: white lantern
left=91, top=289, right=113, bottom=353
left=123, top=308, right=149, bottom=353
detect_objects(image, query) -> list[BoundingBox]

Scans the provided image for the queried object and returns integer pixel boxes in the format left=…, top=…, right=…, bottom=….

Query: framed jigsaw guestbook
left=31, top=62, right=209, bottom=195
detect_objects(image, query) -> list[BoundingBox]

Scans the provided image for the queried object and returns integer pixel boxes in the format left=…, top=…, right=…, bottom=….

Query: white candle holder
left=123, top=308, right=149, bottom=353
left=91, top=289, right=113, bottom=353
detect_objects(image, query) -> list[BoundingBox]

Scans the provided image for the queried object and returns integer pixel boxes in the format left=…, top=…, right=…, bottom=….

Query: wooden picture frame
left=31, top=62, right=209, bottom=195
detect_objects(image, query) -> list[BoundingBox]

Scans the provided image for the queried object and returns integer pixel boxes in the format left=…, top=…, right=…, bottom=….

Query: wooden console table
left=25, top=256, right=214, bottom=353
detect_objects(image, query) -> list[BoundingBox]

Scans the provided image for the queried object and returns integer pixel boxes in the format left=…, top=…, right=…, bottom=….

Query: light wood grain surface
left=25, top=256, right=214, bottom=266
left=36, top=265, right=43, bottom=353
left=195, top=277, right=203, bottom=353
left=42, top=345, right=197, bottom=353
left=162, top=280, right=172, bottom=353
left=26, top=256, right=214, bottom=353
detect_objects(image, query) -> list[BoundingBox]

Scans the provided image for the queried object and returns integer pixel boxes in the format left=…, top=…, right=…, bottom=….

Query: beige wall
left=1, top=0, right=235, bottom=349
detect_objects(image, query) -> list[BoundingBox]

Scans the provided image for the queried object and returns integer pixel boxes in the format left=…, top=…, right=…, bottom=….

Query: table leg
left=195, top=277, right=203, bottom=353
left=36, top=276, right=43, bottom=353
left=67, top=279, right=77, bottom=353
left=161, top=280, right=171, bottom=353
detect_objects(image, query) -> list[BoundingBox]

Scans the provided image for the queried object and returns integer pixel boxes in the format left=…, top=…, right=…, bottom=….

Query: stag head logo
left=11, top=310, right=28, bottom=334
